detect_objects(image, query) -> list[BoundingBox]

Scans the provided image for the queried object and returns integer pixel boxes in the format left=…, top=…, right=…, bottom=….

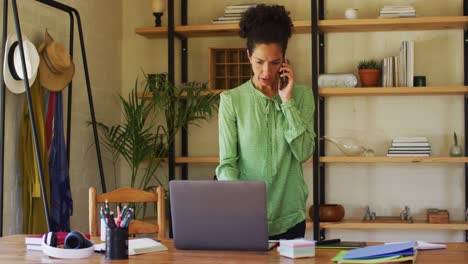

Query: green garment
left=216, top=80, right=316, bottom=236
left=18, top=75, right=50, bottom=234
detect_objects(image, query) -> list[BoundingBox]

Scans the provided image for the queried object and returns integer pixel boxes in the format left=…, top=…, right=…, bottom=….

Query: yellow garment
left=18, top=75, right=50, bottom=234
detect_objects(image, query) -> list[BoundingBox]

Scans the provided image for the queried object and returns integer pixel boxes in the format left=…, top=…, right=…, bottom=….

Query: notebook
left=170, top=180, right=272, bottom=251
left=94, top=238, right=167, bottom=255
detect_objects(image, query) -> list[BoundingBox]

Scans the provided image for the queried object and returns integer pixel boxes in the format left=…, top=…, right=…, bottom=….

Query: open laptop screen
left=169, top=180, right=270, bottom=251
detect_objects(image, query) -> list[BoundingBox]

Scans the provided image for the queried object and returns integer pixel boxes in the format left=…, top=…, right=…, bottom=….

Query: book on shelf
left=392, top=138, right=428, bottom=143
left=211, top=19, right=240, bottom=24
left=225, top=4, right=257, bottom=9
left=215, top=16, right=242, bottom=21
left=388, top=147, right=431, bottom=151
left=387, top=153, right=430, bottom=157
left=391, top=142, right=430, bottom=147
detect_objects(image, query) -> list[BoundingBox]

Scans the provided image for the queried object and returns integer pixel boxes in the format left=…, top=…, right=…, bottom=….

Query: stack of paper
left=387, top=136, right=431, bottom=157
left=332, top=241, right=416, bottom=263
left=211, top=4, right=257, bottom=24
left=279, top=239, right=316, bottom=259
left=379, top=6, right=416, bottom=18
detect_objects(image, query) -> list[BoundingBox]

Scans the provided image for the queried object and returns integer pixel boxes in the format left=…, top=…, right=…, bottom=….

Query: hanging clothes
left=49, top=92, right=73, bottom=232
left=44, top=92, right=55, bottom=152
left=18, top=75, right=50, bottom=234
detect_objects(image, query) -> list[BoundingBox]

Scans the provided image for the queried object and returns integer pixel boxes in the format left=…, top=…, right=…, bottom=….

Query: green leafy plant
left=95, top=73, right=219, bottom=193
left=358, top=59, right=381, bottom=70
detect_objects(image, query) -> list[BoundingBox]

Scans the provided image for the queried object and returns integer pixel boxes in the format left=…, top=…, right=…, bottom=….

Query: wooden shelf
left=134, top=26, right=169, bottom=38
left=135, top=20, right=311, bottom=39
left=318, top=16, right=468, bottom=33
left=137, top=89, right=226, bottom=99
left=319, top=86, right=468, bottom=97
left=175, top=157, right=219, bottom=164
left=320, top=156, right=468, bottom=163
left=175, top=156, right=313, bottom=164
left=318, top=220, right=468, bottom=230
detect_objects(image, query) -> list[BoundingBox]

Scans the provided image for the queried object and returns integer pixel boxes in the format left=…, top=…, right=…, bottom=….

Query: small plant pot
left=309, top=204, right=345, bottom=222
left=358, top=69, right=380, bottom=87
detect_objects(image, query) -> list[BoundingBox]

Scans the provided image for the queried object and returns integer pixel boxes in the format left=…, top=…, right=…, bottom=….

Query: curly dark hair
left=239, top=4, right=293, bottom=55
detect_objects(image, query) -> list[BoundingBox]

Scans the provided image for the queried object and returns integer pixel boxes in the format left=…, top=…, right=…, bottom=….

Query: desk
left=2, top=235, right=468, bottom=263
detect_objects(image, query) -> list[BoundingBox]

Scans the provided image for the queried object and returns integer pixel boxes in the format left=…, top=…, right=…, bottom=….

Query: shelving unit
left=311, top=1, right=468, bottom=242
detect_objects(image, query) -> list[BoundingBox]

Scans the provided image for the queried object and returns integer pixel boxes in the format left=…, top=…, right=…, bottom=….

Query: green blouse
left=216, top=80, right=316, bottom=236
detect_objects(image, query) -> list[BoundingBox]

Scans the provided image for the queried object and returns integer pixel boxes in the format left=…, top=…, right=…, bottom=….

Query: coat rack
left=0, top=0, right=107, bottom=235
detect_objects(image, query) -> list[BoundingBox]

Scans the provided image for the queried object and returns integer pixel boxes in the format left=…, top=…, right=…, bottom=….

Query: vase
left=309, top=204, right=345, bottom=222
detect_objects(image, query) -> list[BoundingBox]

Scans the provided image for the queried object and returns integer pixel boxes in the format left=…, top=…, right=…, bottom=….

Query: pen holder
left=101, top=218, right=118, bottom=241
left=105, top=228, right=128, bottom=260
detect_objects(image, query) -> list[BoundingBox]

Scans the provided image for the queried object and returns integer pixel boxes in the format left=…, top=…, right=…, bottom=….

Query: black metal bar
left=464, top=0, right=468, bottom=243
left=0, top=0, right=8, bottom=237
left=35, top=0, right=106, bottom=193
left=66, top=14, right=74, bottom=166
left=35, top=0, right=73, bottom=12
left=318, top=0, right=326, bottom=241
left=12, top=0, right=51, bottom=231
left=69, top=8, right=106, bottom=193
left=167, top=0, right=175, bottom=239
left=311, top=0, right=320, bottom=242
left=181, top=0, right=188, bottom=181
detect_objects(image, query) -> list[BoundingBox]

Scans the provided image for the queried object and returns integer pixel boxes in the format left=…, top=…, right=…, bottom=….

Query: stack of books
left=381, top=40, right=414, bottom=87
left=279, top=239, right=316, bottom=259
left=379, top=6, right=416, bottom=18
left=387, top=136, right=431, bottom=157
left=211, top=4, right=257, bottom=24
left=25, top=235, right=43, bottom=251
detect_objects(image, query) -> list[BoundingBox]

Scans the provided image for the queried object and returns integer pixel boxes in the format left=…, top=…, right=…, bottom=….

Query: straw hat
left=2, top=34, right=40, bottom=94
left=38, top=31, right=74, bottom=91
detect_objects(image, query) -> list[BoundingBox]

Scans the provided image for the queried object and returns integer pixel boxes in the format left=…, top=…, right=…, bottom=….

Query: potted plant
left=95, top=73, right=219, bottom=217
left=357, top=59, right=381, bottom=87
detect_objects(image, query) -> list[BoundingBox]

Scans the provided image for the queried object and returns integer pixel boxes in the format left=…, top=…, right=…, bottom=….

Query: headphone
left=44, top=231, right=93, bottom=249
left=42, top=231, right=94, bottom=259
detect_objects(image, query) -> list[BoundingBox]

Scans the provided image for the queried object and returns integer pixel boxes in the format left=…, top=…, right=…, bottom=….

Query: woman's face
left=248, top=43, right=283, bottom=90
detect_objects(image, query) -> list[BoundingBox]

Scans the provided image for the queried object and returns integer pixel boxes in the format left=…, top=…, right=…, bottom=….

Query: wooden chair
left=89, top=186, right=166, bottom=239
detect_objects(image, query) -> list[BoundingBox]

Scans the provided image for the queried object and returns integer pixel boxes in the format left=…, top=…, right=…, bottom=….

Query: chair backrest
left=89, top=186, right=166, bottom=239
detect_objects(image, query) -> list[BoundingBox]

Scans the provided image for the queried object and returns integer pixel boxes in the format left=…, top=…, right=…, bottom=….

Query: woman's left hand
left=278, top=59, right=294, bottom=102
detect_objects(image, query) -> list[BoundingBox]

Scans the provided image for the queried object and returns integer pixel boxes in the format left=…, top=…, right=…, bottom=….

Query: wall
left=123, top=0, right=466, bottom=242
left=2, top=0, right=122, bottom=234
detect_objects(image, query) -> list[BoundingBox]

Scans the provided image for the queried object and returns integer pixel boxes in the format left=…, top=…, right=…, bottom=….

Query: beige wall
left=123, top=0, right=467, bottom=242
left=2, top=0, right=122, bottom=234
left=4, top=0, right=461, bottom=242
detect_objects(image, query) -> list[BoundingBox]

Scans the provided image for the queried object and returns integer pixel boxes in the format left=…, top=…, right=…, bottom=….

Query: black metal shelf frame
left=0, top=0, right=106, bottom=235
left=312, top=0, right=468, bottom=242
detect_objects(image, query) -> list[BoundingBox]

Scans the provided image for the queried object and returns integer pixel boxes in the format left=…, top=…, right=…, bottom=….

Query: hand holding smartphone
left=279, top=58, right=289, bottom=90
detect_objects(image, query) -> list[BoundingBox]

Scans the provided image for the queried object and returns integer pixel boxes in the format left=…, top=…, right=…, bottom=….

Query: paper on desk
left=385, top=240, right=446, bottom=250
left=94, top=238, right=168, bottom=255
left=342, top=241, right=415, bottom=260
left=332, top=251, right=405, bottom=263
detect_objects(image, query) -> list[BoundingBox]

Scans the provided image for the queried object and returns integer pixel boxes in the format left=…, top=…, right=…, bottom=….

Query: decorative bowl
left=309, top=204, right=345, bottom=222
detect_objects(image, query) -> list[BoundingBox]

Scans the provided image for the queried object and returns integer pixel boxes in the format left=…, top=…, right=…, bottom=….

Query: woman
left=216, top=4, right=316, bottom=240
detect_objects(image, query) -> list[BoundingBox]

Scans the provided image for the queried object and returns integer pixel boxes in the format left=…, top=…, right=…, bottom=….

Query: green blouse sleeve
left=281, top=87, right=316, bottom=162
left=216, top=92, right=240, bottom=180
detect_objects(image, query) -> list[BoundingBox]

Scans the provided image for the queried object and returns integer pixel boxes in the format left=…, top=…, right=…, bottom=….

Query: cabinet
left=311, top=1, right=468, bottom=242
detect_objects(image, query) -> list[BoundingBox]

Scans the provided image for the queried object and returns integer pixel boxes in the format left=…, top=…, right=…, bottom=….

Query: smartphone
left=279, top=58, right=288, bottom=90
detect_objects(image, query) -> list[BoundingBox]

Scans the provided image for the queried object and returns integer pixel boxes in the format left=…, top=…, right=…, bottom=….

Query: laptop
left=169, top=180, right=276, bottom=251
